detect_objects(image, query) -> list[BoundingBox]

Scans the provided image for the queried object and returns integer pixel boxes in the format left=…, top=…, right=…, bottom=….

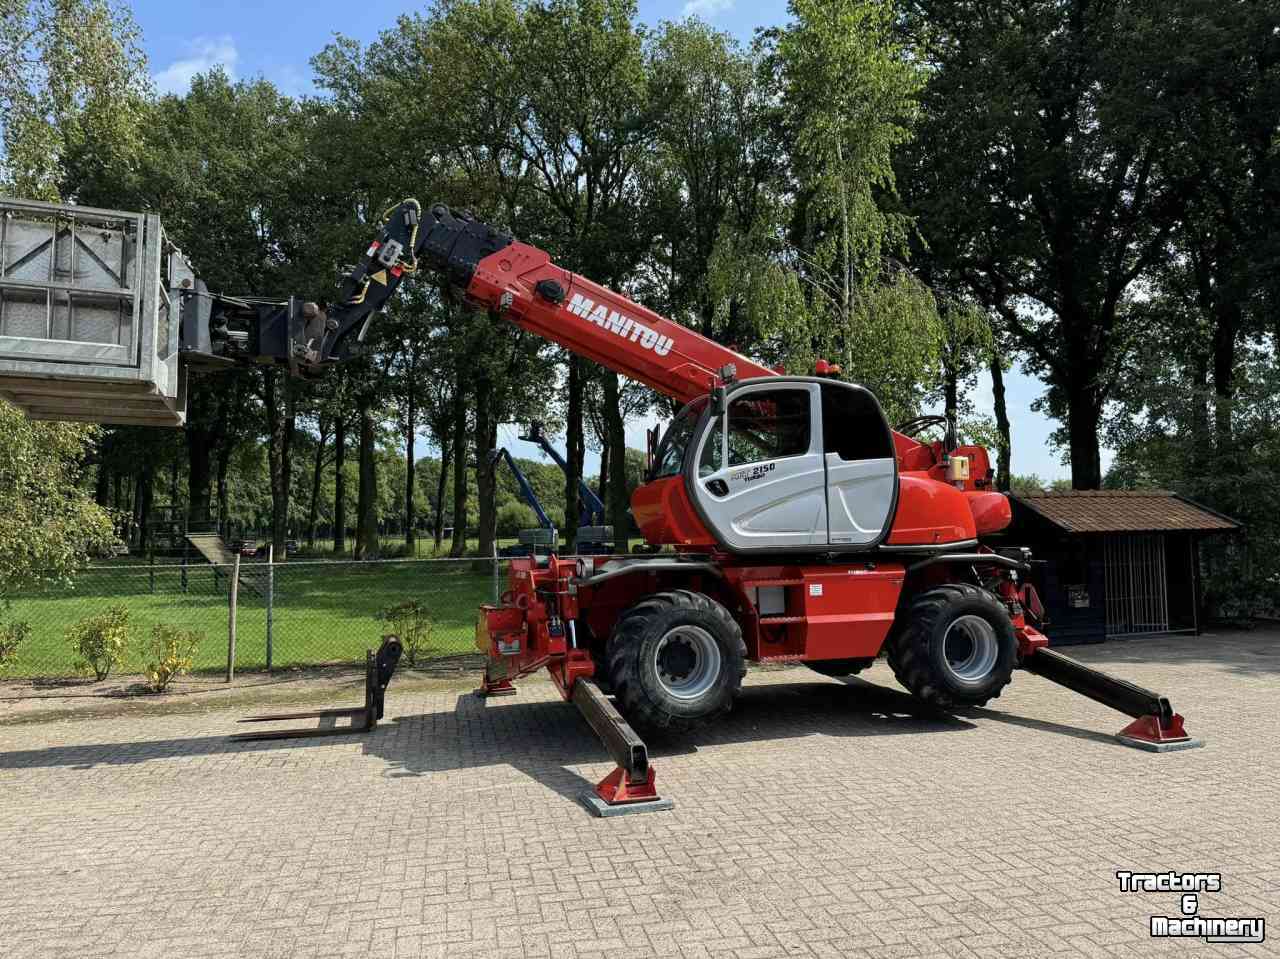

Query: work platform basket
left=0, top=197, right=192, bottom=427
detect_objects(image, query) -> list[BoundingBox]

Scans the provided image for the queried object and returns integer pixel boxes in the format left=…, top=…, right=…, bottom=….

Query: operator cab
left=647, top=378, right=897, bottom=553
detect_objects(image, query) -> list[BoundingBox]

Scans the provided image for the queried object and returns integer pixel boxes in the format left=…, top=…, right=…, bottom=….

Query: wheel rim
left=942, top=614, right=999, bottom=684
left=653, top=625, right=721, bottom=701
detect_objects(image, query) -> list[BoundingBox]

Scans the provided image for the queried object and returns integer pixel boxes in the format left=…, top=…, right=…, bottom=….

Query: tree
left=0, top=401, right=114, bottom=598
left=902, top=0, right=1183, bottom=488
left=511, top=0, right=656, bottom=551
left=734, top=1, right=945, bottom=422
left=0, top=0, right=149, bottom=201
left=649, top=21, right=780, bottom=340
left=1141, top=0, right=1280, bottom=455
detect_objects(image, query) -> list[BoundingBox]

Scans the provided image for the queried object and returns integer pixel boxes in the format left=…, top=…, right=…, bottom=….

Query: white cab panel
left=825, top=454, right=896, bottom=546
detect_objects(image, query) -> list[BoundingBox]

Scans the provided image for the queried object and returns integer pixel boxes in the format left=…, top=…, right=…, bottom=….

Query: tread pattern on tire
left=886, top=583, right=1014, bottom=710
left=606, top=589, right=746, bottom=734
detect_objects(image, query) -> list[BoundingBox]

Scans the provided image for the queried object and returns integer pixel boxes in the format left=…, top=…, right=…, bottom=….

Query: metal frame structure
left=1103, top=533, right=1171, bottom=637
left=0, top=197, right=189, bottom=426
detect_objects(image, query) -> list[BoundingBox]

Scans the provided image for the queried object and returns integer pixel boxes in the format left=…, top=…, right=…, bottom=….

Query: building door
left=1103, top=533, right=1169, bottom=636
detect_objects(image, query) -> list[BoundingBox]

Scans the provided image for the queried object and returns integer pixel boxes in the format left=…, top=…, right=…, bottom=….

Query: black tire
left=887, top=584, right=1016, bottom=709
left=607, top=590, right=746, bottom=734
left=806, top=657, right=876, bottom=678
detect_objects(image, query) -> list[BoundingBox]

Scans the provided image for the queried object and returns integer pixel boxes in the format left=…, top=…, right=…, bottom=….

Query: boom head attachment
left=177, top=201, right=515, bottom=377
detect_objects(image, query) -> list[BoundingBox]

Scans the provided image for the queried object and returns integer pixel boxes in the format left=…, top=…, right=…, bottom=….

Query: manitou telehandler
left=0, top=194, right=1197, bottom=813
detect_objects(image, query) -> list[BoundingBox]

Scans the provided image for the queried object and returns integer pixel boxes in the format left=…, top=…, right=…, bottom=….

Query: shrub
left=496, top=501, right=542, bottom=537
left=0, top=620, right=30, bottom=672
left=142, top=625, right=203, bottom=693
left=377, top=600, right=433, bottom=667
left=67, top=605, right=131, bottom=681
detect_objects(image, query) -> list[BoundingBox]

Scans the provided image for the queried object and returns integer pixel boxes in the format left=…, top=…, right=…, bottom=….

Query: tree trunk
left=186, top=427, right=213, bottom=525
left=1211, top=301, right=1240, bottom=453
left=433, top=439, right=451, bottom=551
left=474, top=374, right=498, bottom=559
left=943, top=362, right=958, bottom=444
left=131, top=471, right=144, bottom=548
left=355, top=398, right=379, bottom=559
left=136, top=467, right=154, bottom=551
left=306, top=417, right=329, bottom=549
left=333, top=416, right=347, bottom=554
left=404, top=387, right=417, bottom=552
left=184, top=384, right=230, bottom=527
left=598, top=433, right=610, bottom=522
left=95, top=463, right=110, bottom=508
left=988, top=344, right=1012, bottom=493
left=564, top=356, right=585, bottom=549
left=449, top=389, right=469, bottom=558
left=215, top=448, right=230, bottom=536
left=601, top=371, right=629, bottom=552
left=1066, top=383, right=1103, bottom=490
left=263, top=369, right=295, bottom=560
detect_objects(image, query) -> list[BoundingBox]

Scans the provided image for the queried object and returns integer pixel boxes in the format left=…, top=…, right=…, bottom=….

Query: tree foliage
left=0, top=0, right=150, bottom=201
left=0, top=402, right=114, bottom=599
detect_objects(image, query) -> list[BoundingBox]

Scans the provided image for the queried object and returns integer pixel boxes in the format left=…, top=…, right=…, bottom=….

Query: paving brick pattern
left=1, top=632, right=1276, bottom=958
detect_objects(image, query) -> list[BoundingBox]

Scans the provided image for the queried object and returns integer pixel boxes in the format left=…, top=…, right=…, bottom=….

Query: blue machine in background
left=520, top=423, right=613, bottom=555
left=488, top=448, right=557, bottom=558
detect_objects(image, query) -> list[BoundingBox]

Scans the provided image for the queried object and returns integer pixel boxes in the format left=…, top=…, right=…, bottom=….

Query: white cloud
left=154, top=36, right=239, bottom=96
left=682, top=0, right=734, bottom=19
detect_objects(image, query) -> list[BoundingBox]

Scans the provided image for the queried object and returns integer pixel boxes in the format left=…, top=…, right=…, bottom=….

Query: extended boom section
left=311, top=201, right=777, bottom=403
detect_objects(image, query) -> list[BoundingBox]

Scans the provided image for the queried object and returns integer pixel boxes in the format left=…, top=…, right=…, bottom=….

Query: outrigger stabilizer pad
left=231, top=637, right=402, bottom=741
left=475, top=675, right=518, bottom=697
left=571, top=679, right=674, bottom=816
left=1021, top=647, right=1202, bottom=752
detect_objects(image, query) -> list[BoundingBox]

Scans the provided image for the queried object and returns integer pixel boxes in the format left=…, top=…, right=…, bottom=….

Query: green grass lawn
left=2, top=559, right=501, bottom=678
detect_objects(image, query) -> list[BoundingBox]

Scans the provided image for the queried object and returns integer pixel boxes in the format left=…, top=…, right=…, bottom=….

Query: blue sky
left=131, top=0, right=1078, bottom=481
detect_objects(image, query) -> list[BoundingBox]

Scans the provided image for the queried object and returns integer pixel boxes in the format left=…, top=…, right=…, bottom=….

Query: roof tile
left=1013, top=490, right=1240, bottom=534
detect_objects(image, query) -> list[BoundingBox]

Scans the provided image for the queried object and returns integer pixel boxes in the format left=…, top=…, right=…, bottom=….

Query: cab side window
left=698, top=415, right=723, bottom=476
left=821, top=384, right=892, bottom=460
left=727, top=389, right=811, bottom=467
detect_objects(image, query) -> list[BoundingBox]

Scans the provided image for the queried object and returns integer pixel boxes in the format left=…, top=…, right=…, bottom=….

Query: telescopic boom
left=307, top=200, right=777, bottom=404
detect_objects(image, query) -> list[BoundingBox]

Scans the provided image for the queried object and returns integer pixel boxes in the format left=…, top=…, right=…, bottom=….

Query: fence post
left=149, top=546, right=155, bottom=594
left=266, top=544, right=274, bottom=672
left=226, top=553, right=240, bottom=682
left=492, top=541, right=500, bottom=604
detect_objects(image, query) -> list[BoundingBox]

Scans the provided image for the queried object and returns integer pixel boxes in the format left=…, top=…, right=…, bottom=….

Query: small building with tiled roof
left=1007, top=490, right=1240, bottom=646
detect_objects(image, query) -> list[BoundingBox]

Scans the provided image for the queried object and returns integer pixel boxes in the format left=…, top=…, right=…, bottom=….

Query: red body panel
left=630, top=476, right=716, bottom=548
left=885, top=473, right=978, bottom=546
left=719, top=564, right=906, bottom=661
left=967, top=491, right=1012, bottom=536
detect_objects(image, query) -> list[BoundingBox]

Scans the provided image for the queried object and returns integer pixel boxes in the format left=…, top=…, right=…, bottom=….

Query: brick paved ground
left=1, top=630, right=1276, bottom=958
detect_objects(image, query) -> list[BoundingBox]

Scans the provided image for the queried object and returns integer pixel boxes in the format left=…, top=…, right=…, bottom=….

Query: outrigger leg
left=1022, top=647, right=1202, bottom=752
left=571, top=678, right=673, bottom=816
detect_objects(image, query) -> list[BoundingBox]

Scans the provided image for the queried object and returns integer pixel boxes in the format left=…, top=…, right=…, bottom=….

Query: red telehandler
left=185, top=199, right=1197, bottom=812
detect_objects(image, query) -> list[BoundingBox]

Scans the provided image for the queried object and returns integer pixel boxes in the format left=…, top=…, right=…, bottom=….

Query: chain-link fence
left=0, top=557, right=509, bottom=679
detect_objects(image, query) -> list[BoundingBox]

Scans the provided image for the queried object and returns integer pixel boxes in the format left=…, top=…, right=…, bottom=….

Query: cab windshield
left=650, top=398, right=707, bottom=480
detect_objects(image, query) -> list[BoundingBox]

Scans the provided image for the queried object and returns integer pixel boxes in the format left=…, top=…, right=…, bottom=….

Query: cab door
left=689, top=382, right=828, bottom=551
left=820, top=382, right=897, bottom=547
